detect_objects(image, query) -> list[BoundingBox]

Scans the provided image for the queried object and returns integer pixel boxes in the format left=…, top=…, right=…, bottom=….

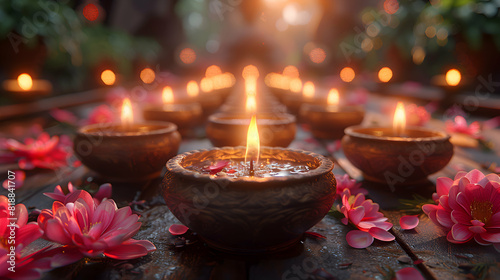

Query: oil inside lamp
left=245, top=115, right=260, bottom=175
left=187, top=80, right=199, bottom=98
left=302, top=81, right=315, bottom=99
left=393, top=101, right=406, bottom=136
left=326, top=88, right=339, bottom=112
left=17, top=73, right=33, bottom=91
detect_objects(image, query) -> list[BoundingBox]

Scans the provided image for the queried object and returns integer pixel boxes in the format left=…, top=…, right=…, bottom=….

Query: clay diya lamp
left=162, top=116, right=335, bottom=254
left=342, top=102, right=453, bottom=186
left=281, top=81, right=323, bottom=115
left=142, top=86, right=202, bottom=137
left=74, top=98, right=181, bottom=181
left=2, top=73, right=52, bottom=101
left=301, top=88, right=365, bottom=139
left=206, top=112, right=296, bottom=147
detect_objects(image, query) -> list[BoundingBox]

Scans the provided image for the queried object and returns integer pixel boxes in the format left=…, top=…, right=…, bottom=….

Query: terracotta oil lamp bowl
left=300, top=104, right=365, bottom=139
left=161, top=147, right=336, bottom=254
left=342, top=126, right=453, bottom=185
left=142, top=103, right=202, bottom=137
left=206, top=112, right=296, bottom=147
left=74, top=121, right=181, bottom=181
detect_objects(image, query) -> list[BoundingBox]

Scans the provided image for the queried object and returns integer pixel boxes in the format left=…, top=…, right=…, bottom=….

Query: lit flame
left=162, top=86, right=174, bottom=104
left=445, top=69, right=461, bottom=86
left=327, top=88, right=339, bottom=106
left=205, top=65, right=222, bottom=77
left=186, top=81, right=199, bottom=97
left=242, top=65, right=259, bottom=80
left=245, top=78, right=257, bottom=95
left=101, top=70, right=116, bottom=86
left=121, top=98, right=134, bottom=126
left=289, top=78, right=302, bottom=93
left=303, top=81, right=315, bottom=98
left=393, top=102, right=406, bottom=136
left=378, top=67, right=393, bottom=83
left=283, top=65, right=299, bottom=78
left=245, top=115, right=260, bottom=165
left=17, top=73, right=33, bottom=91
left=200, top=77, right=214, bottom=92
left=246, top=94, right=257, bottom=113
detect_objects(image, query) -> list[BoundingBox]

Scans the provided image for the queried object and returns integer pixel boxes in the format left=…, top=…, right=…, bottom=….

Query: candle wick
left=249, top=159, right=254, bottom=176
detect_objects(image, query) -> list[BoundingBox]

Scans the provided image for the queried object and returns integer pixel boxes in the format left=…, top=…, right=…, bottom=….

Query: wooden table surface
left=1, top=92, right=499, bottom=280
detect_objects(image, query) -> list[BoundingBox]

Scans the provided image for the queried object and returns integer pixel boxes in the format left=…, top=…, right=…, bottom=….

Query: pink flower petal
left=480, top=232, right=500, bottom=243
left=451, top=224, right=473, bottom=242
left=169, top=224, right=189, bottom=235
left=368, top=227, right=395, bottom=241
left=349, top=206, right=365, bottom=225
left=2, top=170, right=25, bottom=190
left=94, top=183, right=112, bottom=202
left=204, top=160, right=230, bottom=175
left=469, top=225, right=487, bottom=234
left=103, top=243, right=149, bottom=260
left=400, top=215, right=419, bottom=230
left=395, top=267, right=425, bottom=280
left=346, top=230, right=374, bottom=249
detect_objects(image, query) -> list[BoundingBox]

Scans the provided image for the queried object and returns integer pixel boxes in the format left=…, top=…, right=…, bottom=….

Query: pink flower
left=445, top=116, right=481, bottom=138
left=84, top=105, right=115, bottom=125
left=335, top=174, right=368, bottom=199
left=405, top=104, right=430, bottom=126
left=44, top=182, right=112, bottom=205
left=50, top=108, right=78, bottom=125
left=0, top=133, right=77, bottom=170
left=339, top=189, right=394, bottom=248
left=0, top=196, right=51, bottom=279
left=422, top=170, right=500, bottom=248
left=38, top=190, right=156, bottom=260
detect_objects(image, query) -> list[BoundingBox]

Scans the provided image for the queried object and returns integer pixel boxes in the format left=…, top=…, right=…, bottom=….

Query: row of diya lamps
left=72, top=65, right=454, bottom=254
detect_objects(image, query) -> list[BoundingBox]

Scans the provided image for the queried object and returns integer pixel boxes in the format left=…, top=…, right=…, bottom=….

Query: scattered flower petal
left=169, top=224, right=189, bottom=235
left=346, top=230, right=373, bottom=249
left=204, top=160, right=230, bottom=175
left=400, top=215, right=419, bottom=230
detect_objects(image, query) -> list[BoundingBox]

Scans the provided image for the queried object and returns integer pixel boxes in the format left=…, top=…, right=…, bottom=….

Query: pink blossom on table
left=395, top=267, right=425, bottom=280
left=400, top=215, right=419, bottom=230
left=0, top=195, right=59, bottom=279
left=2, top=170, right=25, bottom=190
left=50, top=108, right=79, bottom=125
left=0, top=133, right=78, bottom=170
left=44, top=182, right=112, bottom=205
left=445, top=116, right=481, bottom=138
left=169, top=224, right=189, bottom=235
left=405, top=104, right=430, bottom=126
left=334, top=174, right=368, bottom=199
left=84, top=105, right=115, bottom=125
left=339, top=189, right=394, bottom=248
left=38, top=190, right=156, bottom=260
left=422, top=169, right=500, bottom=247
